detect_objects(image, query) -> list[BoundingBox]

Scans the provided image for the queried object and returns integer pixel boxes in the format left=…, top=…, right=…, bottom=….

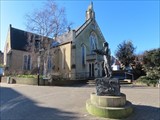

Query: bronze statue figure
left=93, top=42, right=112, bottom=78
left=93, top=42, right=120, bottom=96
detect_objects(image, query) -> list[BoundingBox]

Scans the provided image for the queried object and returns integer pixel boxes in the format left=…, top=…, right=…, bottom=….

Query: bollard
left=158, top=80, right=160, bottom=88
left=7, top=76, right=11, bottom=84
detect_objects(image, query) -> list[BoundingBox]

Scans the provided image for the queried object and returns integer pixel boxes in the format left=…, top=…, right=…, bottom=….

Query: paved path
left=0, top=83, right=160, bottom=120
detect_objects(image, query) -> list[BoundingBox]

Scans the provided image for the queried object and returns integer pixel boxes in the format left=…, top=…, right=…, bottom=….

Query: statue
left=94, top=42, right=112, bottom=78
left=93, top=42, right=120, bottom=96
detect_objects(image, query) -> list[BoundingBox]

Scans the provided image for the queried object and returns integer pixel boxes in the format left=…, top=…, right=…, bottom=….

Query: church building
left=4, top=3, right=107, bottom=80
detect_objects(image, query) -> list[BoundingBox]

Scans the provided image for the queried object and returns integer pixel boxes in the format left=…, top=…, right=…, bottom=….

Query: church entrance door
left=89, top=63, right=94, bottom=78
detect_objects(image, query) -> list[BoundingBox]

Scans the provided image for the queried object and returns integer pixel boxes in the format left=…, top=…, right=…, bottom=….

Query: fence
left=125, top=72, right=134, bottom=82
left=58, top=72, right=91, bottom=80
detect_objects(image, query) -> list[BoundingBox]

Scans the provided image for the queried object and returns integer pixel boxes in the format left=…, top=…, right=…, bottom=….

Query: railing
left=75, top=72, right=90, bottom=80
left=125, top=72, right=134, bottom=82
left=86, top=54, right=97, bottom=61
left=58, top=72, right=90, bottom=80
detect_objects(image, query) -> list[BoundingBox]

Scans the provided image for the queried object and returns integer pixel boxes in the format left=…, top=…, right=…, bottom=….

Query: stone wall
left=4, top=25, right=12, bottom=66
left=10, top=50, right=26, bottom=71
left=52, top=43, right=72, bottom=78
left=1, top=76, right=38, bottom=85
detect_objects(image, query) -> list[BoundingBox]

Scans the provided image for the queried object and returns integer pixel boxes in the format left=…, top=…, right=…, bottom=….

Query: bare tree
left=25, top=1, right=71, bottom=78
left=25, top=1, right=70, bottom=38
left=25, top=1, right=71, bottom=53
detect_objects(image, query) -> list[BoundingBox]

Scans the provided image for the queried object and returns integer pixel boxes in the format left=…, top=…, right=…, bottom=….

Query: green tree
left=115, top=40, right=136, bottom=69
left=143, top=48, right=160, bottom=79
left=131, top=55, right=145, bottom=79
left=143, top=48, right=160, bottom=69
left=138, top=48, right=160, bottom=85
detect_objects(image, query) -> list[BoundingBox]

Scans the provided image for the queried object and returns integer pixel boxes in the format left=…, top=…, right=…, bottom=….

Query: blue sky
left=0, top=0, right=159, bottom=55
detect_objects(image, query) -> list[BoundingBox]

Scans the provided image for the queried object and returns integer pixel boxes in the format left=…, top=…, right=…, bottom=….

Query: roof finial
left=88, top=1, right=93, bottom=11
left=86, top=1, right=95, bottom=21
left=91, top=1, right=93, bottom=9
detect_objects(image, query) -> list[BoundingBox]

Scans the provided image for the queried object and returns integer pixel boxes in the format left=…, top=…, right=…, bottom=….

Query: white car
left=0, top=67, right=4, bottom=76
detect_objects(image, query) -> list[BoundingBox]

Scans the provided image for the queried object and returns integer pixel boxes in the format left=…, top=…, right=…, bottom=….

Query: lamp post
left=37, top=56, right=40, bottom=85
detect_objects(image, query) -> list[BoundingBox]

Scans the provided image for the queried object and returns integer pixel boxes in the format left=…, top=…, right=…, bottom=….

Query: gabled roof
left=10, top=27, right=29, bottom=51
left=9, top=26, right=52, bottom=51
left=52, top=18, right=105, bottom=46
left=52, top=30, right=73, bottom=47
left=51, top=19, right=93, bottom=47
left=75, top=18, right=92, bottom=37
left=74, top=18, right=105, bottom=41
left=56, top=31, right=73, bottom=44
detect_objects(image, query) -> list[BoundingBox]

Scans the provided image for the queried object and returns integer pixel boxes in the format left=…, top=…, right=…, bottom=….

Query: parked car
left=0, top=67, right=4, bottom=76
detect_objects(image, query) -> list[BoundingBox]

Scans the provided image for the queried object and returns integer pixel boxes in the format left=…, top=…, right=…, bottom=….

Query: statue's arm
left=93, top=49, right=105, bottom=55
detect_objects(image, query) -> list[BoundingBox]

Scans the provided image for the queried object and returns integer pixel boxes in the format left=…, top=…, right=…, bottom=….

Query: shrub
left=137, top=76, right=158, bottom=86
left=17, top=74, right=38, bottom=78
left=137, top=48, right=160, bottom=86
left=146, top=67, right=160, bottom=80
left=17, top=75, right=42, bottom=79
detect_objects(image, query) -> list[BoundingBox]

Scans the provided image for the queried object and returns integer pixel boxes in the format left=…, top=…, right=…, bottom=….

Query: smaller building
left=111, top=57, right=120, bottom=71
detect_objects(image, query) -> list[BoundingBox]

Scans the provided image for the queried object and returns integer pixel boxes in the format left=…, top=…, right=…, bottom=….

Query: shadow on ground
left=125, top=104, right=160, bottom=120
left=0, top=87, right=78, bottom=120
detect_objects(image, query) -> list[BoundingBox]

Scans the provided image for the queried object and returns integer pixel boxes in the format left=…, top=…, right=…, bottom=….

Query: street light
left=37, top=56, right=40, bottom=85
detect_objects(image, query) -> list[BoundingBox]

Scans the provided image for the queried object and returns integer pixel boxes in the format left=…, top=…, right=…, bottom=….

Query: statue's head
left=103, top=42, right=108, bottom=47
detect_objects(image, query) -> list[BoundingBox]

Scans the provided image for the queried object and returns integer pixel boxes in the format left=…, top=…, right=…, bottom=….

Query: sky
left=0, top=0, right=159, bottom=56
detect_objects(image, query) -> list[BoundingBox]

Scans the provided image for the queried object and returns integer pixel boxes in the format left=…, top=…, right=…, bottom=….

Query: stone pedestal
left=96, top=77, right=120, bottom=96
left=86, top=93, right=133, bottom=119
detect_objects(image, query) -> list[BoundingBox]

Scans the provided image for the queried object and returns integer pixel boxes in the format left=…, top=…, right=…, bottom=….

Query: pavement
left=0, top=83, right=160, bottom=120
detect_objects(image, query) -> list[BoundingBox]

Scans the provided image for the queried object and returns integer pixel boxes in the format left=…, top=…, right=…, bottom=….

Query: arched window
left=81, top=44, right=86, bottom=65
left=90, top=32, right=98, bottom=54
left=48, top=56, right=52, bottom=70
left=62, top=48, right=66, bottom=69
left=27, top=55, right=31, bottom=70
left=23, top=55, right=28, bottom=70
left=23, top=55, right=31, bottom=70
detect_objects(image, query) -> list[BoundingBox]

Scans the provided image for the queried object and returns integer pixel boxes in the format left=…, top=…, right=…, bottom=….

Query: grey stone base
left=86, top=93, right=133, bottom=119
